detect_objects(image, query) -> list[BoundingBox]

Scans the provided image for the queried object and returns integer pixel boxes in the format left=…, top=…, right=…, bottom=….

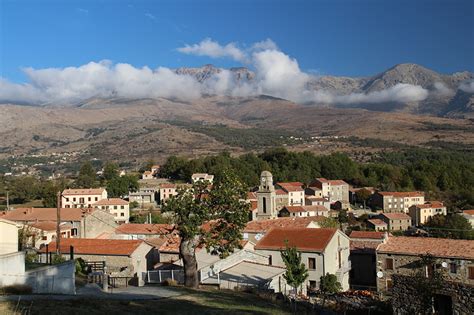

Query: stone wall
left=391, top=274, right=473, bottom=315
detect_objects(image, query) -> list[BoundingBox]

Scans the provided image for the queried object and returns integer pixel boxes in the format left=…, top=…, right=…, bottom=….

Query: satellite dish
left=441, top=262, right=448, bottom=268
left=255, top=233, right=263, bottom=241
left=377, top=271, right=383, bottom=278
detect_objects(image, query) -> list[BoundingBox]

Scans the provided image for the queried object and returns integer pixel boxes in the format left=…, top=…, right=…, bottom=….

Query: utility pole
left=6, top=190, right=9, bottom=211
left=56, top=191, right=61, bottom=254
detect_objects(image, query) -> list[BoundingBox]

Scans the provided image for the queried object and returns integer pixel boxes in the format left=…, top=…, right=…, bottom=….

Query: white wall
left=25, top=261, right=76, bottom=294
left=0, top=220, right=19, bottom=254
left=0, top=251, right=26, bottom=286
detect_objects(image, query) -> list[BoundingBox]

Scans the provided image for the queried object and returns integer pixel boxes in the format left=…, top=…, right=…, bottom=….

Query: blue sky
left=1, top=0, right=473, bottom=82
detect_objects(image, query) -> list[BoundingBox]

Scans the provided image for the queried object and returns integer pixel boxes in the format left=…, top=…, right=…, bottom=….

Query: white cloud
left=177, top=38, right=247, bottom=62
left=432, top=82, right=455, bottom=97
left=145, top=13, right=157, bottom=20
left=459, top=80, right=474, bottom=93
left=0, top=38, right=431, bottom=106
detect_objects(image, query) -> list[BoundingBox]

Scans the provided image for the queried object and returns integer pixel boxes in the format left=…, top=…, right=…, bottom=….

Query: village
left=0, top=163, right=473, bottom=314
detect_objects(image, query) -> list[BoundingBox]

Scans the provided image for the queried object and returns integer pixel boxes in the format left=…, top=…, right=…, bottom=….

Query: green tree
left=425, top=214, right=473, bottom=240
left=161, top=171, right=250, bottom=288
left=355, top=188, right=372, bottom=208
left=319, top=273, right=342, bottom=294
left=106, top=175, right=139, bottom=198
left=76, top=161, right=97, bottom=188
left=319, top=217, right=339, bottom=228
left=280, top=243, right=309, bottom=295
left=338, top=209, right=348, bottom=229
left=103, top=162, right=119, bottom=181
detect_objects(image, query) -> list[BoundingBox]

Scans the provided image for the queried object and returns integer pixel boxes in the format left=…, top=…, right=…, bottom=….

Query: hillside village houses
left=372, top=191, right=425, bottom=213
left=61, top=188, right=108, bottom=208
left=308, top=178, right=350, bottom=209
left=379, top=212, right=412, bottom=231
left=408, top=201, right=447, bottom=226
left=191, top=173, right=214, bottom=183
left=461, top=209, right=474, bottom=227
left=129, top=187, right=157, bottom=206
left=92, top=198, right=130, bottom=224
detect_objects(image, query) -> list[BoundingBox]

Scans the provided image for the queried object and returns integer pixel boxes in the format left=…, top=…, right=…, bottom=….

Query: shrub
left=0, top=284, right=33, bottom=295
left=162, top=278, right=178, bottom=286
left=51, top=254, right=66, bottom=264
left=25, top=252, right=37, bottom=263
left=75, top=258, right=87, bottom=274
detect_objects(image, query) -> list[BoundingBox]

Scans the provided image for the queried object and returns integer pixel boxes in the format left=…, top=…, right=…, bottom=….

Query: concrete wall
left=0, top=251, right=26, bottom=286
left=25, top=261, right=76, bottom=294
left=0, top=220, right=19, bottom=254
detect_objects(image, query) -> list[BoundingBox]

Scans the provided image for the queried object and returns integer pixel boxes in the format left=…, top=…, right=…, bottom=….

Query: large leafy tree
left=76, top=161, right=97, bottom=188
left=106, top=174, right=139, bottom=198
left=161, top=171, right=250, bottom=288
left=319, top=273, right=342, bottom=308
left=280, top=244, right=309, bottom=295
left=425, top=214, right=473, bottom=240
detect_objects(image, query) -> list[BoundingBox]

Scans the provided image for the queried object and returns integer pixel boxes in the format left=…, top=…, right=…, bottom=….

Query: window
left=95, top=197, right=98, bottom=201
left=386, top=279, right=393, bottom=289
left=114, top=206, right=117, bottom=210
left=41, top=236, right=47, bottom=240
left=449, top=263, right=457, bottom=274
left=308, top=257, right=316, bottom=270
left=73, top=197, right=76, bottom=202
left=88, top=197, right=91, bottom=201
left=66, top=198, right=69, bottom=202
left=268, top=255, right=272, bottom=265
left=120, top=213, right=125, bottom=217
left=121, top=206, right=124, bottom=209
left=262, top=197, right=267, bottom=213
left=79, top=197, right=85, bottom=204
left=426, top=264, right=435, bottom=278
left=469, top=267, right=474, bottom=280
left=385, top=258, right=394, bottom=270
left=309, top=280, right=317, bottom=289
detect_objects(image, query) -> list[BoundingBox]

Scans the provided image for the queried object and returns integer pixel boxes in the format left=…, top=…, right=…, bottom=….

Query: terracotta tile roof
left=283, top=205, right=328, bottom=213
left=381, top=213, right=411, bottom=220
left=93, top=198, right=129, bottom=206
left=159, top=234, right=181, bottom=253
left=277, top=182, right=304, bottom=192
left=349, top=231, right=386, bottom=239
left=327, top=180, right=348, bottom=186
left=143, top=171, right=153, bottom=176
left=0, top=207, right=87, bottom=222
left=305, top=196, right=327, bottom=201
left=368, top=219, right=388, bottom=226
left=115, top=223, right=174, bottom=235
left=350, top=240, right=382, bottom=252
left=377, top=191, right=424, bottom=198
left=377, top=236, right=474, bottom=260
left=255, top=228, right=337, bottom=252
left=247, top=192, right=257, bottom=200
left=414, top=201, right=445, bottom=209
left=160, top=183, right=177, bottom=189
left=62, top=188, right=106, bottom=195
left=463, top=209, right=474, bottom=216
left=28, top=221, right=72, bottom=231
left=39, top=238, right=145, bottom=256
left=144, top=237, right=168, bottom=248
left=244, top=216, right=324, bottom=233
left=275, top=189, right=287, bottom=195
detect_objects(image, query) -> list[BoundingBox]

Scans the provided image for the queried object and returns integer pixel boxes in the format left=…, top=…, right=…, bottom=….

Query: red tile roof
left=250, top=201, right=258, bottom=211
left=327, top=180, right=348, bottom=186
left=463, top=209, right=474, bottom=216
left=381, top=213, right=411, bottom=220
left=350, top=240, right=381, bottom=252
left=159, top=234, right=181, bottom=253
left=0, top=207, right=88, bottom=222
left=277, top=182, right=304, bottom=192
left=160, top=183, right=177, bottom=189
left=377, top=191, right=424, bottom=198
left=247, top=192, right=257, bottom=200
left=115, top=223, right=174, bottom=235
left=93, top=198, right=128, bottom=206
left=414, top=201, right=445, bottom=209
left=28, top=221, right=72, bottom=232
left=283, top=205, right=328, bottom=213
left=40, top=238, right=145, bottom=256
left=244, top=216, right=325, bottom=233
left=62, top=188, right=106, bottom=195
left=349, top=231, right=386, bottom=239
left=368, top=219, right=388, bottom=226
left=377, top=236, right=474, bottom=260
left=275, top=189, right=287, bottom=195
left=255, top=228, right=337, bottom=252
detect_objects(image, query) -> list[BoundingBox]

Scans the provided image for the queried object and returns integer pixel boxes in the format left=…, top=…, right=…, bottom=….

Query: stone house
left=372, top=191, right=425, bottom=213
left=92, top=198, right=130, bottom=224
left=367, top=219, right=388, bottom=231
left=40, top=238, right=157, bottom=279
left=142, top=171, right=154, bottom=180
left=308, top=178, right=350, bottom=209
left=255, top=227, right=351, bottom=293
left=408, top=201, right=447, bottom=226
left=379, top=212, right=412, bottom=231
left=376, top=236, right=474, bottom=313
left=279, top=205, right=329, bottom=218
left=276, top=182, right=305, bottom=206
left=1, top=207, right=117, bottom=239
left=62, top=188, right=108, bottom=208
left=24, top=222, right=74, bottom=249
left=305, top=196, right=331, bottom=210
left=129, top=187, right=157, bottom=206
left=349, top=231, right=388, bottom=290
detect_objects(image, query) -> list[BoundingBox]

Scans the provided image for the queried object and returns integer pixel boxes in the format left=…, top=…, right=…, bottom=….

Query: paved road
left=0, top=284, right=184, bottom=301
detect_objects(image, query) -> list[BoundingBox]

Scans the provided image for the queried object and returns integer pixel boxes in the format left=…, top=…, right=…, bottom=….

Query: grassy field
left=0, top=288, right=291, bottom=315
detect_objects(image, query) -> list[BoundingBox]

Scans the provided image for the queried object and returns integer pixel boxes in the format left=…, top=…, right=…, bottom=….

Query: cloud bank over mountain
left=0, top=38, right=470, bottom=106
